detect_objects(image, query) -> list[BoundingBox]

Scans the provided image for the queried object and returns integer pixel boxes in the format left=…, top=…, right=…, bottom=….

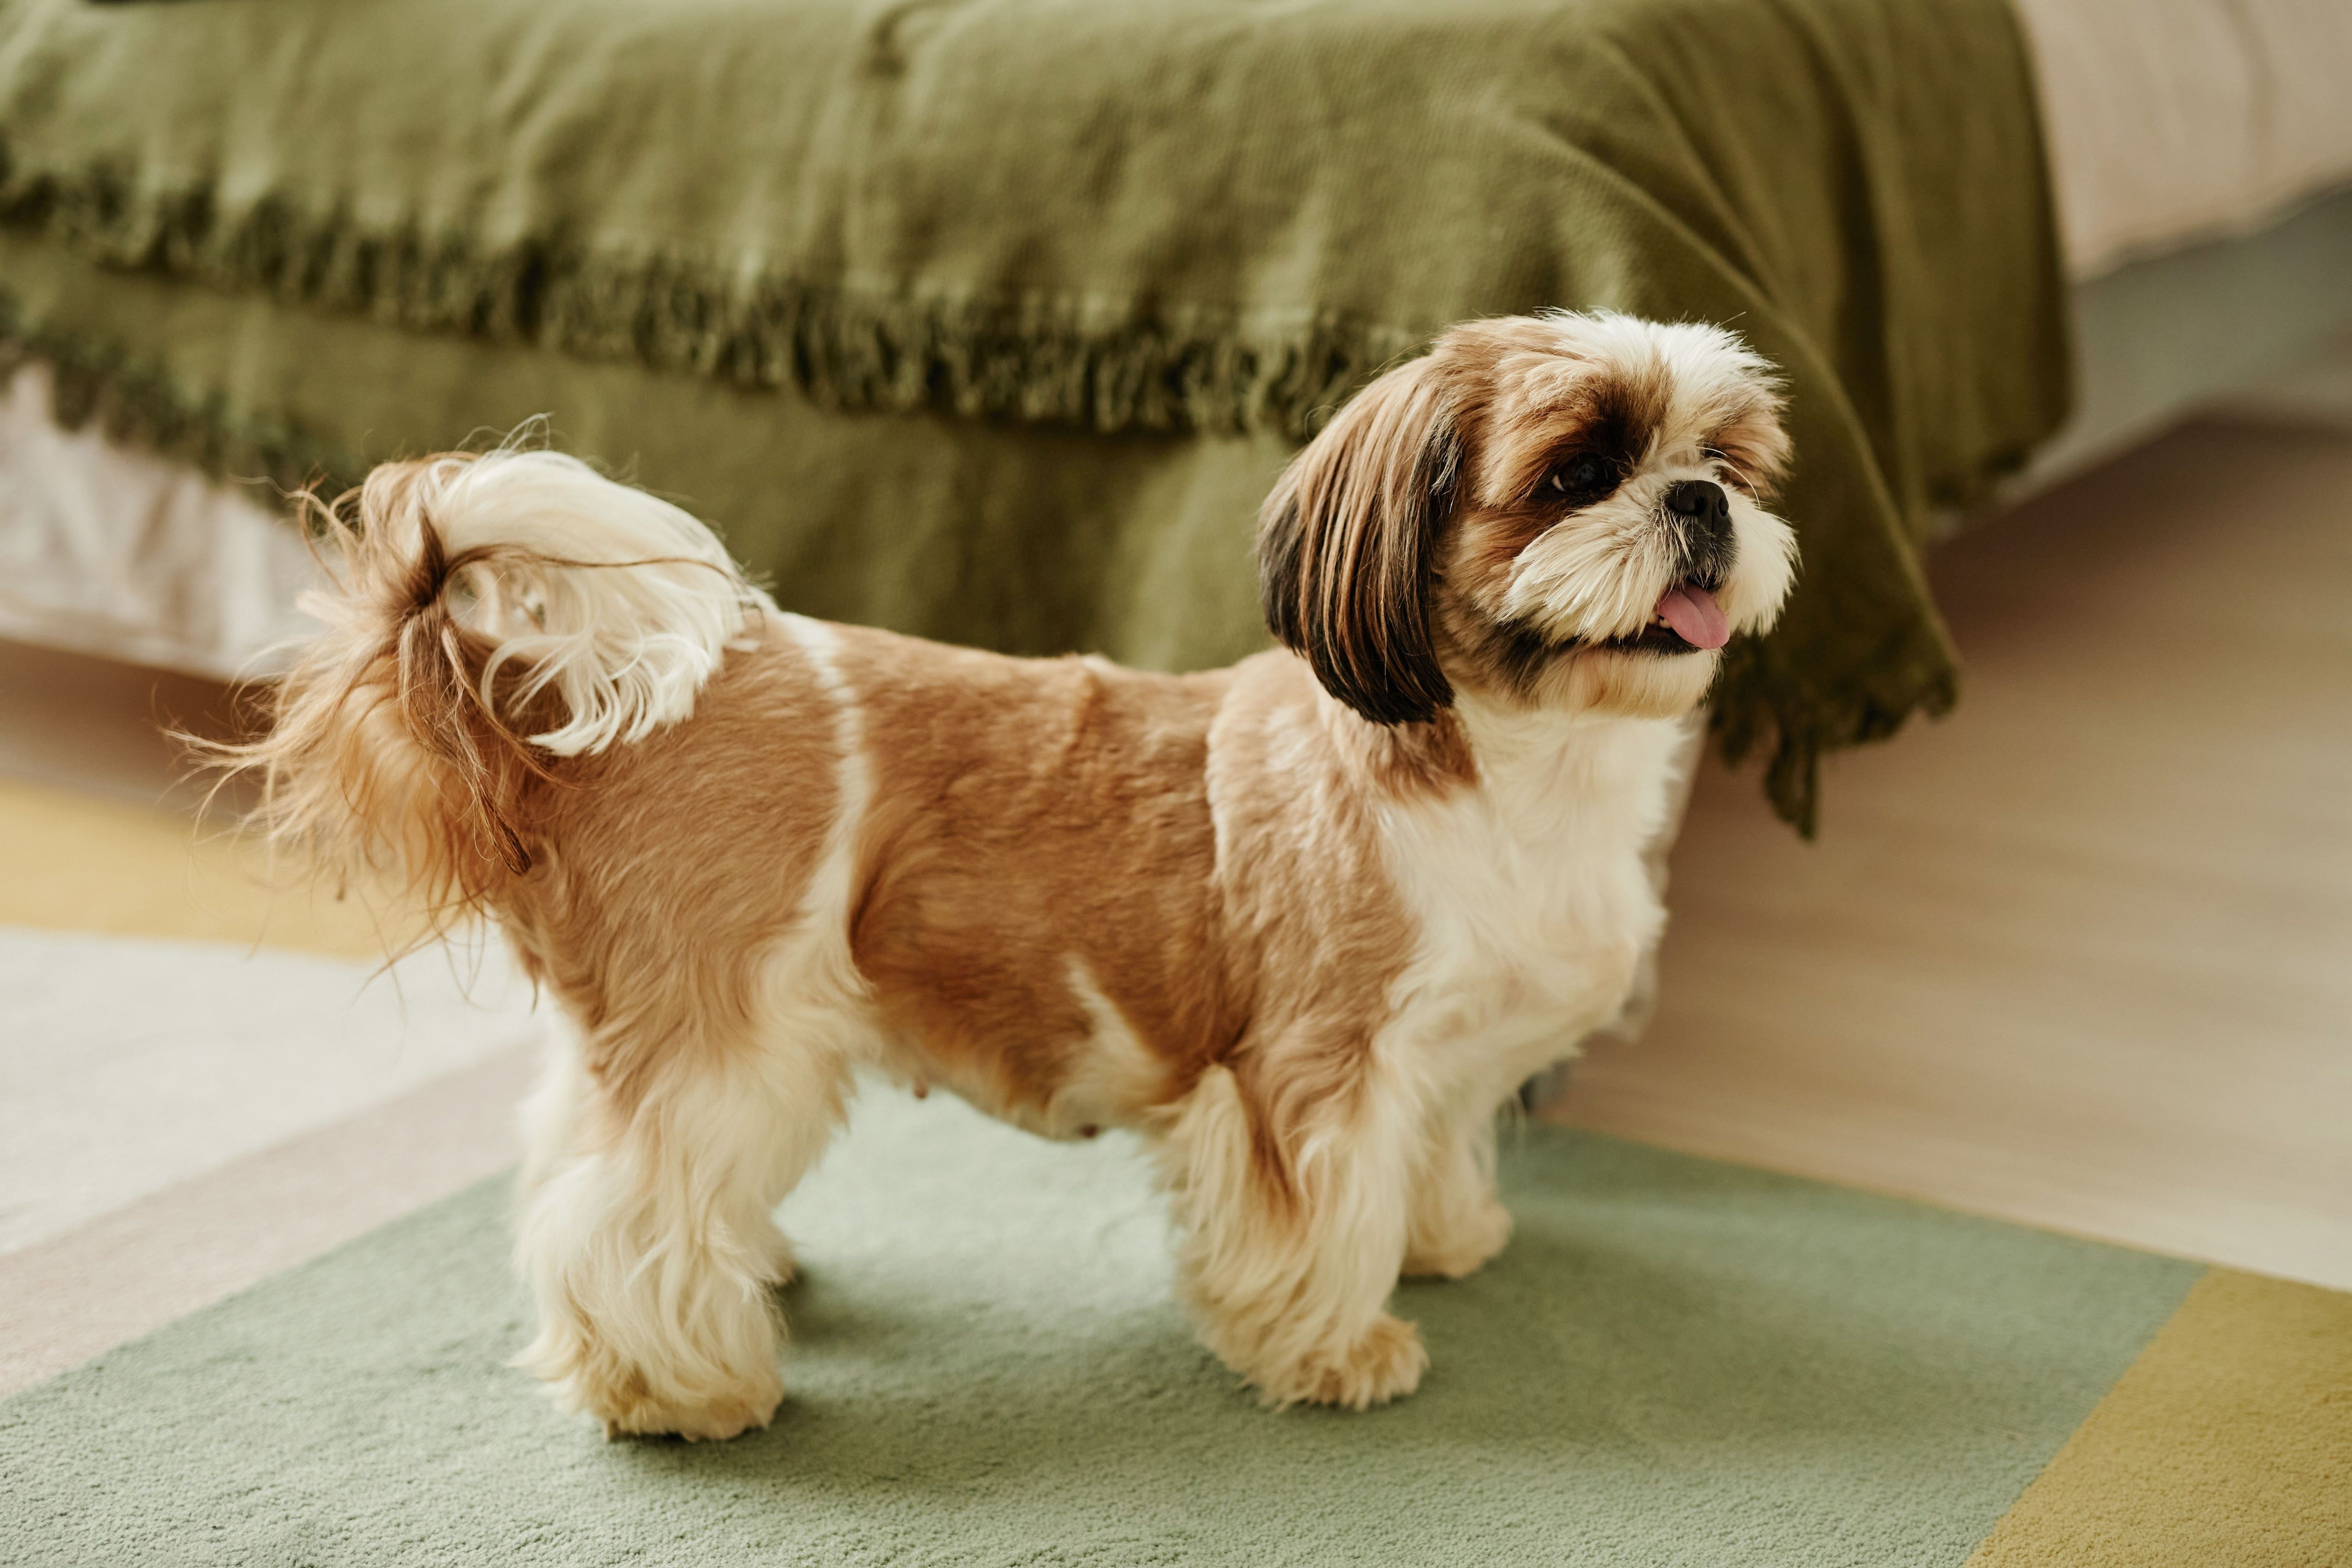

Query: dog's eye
left=1547, top=456, right=1609, bottom=499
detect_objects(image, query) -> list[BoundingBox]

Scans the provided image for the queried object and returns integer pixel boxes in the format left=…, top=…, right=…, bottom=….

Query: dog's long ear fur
left=1257, top=356, right=1461, bottom=726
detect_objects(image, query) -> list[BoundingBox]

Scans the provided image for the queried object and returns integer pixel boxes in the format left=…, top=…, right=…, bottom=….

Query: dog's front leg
left=512, top=1017, right=850, bottom=1441
left=1401, top=1105, right=1514, bottom=1280
left=1155, top=1060, right=1429, bottom=1410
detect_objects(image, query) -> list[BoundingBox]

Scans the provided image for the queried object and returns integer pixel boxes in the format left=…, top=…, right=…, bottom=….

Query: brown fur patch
left=821, top=632, right=1438, bottom=1180
left=1331, top=709, right=1479, bottom=798
left=478, top=623, right=1431, bottom=1166
left=829, top=628, right=1236, bottom=1122
left=1703, top=403, right=1793, bottom=500
left=498, top=628, right=843, bottom=1115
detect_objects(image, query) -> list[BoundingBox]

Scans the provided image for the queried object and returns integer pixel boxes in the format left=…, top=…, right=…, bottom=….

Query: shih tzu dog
left=231, top=310, right=1796, bottom=1438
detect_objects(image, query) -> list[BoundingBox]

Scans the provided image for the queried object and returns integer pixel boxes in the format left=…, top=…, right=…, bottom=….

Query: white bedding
left=4, top=0, right=2352, bottom=676
left=0, top=364, right=317, bottom=677
left=2014, top=0, right=2352, bottom=278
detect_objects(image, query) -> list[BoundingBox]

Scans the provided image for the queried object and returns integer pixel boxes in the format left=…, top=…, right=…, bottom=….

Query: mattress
left=3, top=0, right=2350, bottom=680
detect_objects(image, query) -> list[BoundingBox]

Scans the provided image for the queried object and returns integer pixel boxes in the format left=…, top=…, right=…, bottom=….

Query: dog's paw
left=523, top=1329, right=783, bottom=1442
left=597, top=1382, right=782, bottom=1443
left=1252, top=1313, right=1428, bottom=1411
left=1401, top=1194, right=1514, bottom=1280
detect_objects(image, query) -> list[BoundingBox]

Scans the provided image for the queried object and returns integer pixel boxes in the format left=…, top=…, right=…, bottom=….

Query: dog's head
left=1259, top=312, right=1798, bottom=723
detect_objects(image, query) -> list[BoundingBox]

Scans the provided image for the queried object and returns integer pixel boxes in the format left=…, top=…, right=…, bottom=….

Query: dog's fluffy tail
left=209, top=448, right=762, bottom=929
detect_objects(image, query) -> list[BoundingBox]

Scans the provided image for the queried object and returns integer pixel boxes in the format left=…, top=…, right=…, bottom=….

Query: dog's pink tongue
left=1656, top=584, right=1731, bottom=649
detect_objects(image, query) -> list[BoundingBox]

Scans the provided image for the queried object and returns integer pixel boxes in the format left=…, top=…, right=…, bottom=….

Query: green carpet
left=0, top=1091, right=2197, bottom=1567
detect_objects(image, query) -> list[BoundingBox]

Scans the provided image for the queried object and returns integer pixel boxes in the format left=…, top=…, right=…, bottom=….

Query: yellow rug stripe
left=1966, top=1267, right=2352, bottom=1566
left=0, top=779, right=405, bottom=959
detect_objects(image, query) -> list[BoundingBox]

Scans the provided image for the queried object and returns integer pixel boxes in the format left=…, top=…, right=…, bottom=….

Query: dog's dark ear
left=1258, top=357, right=1460, bottom=726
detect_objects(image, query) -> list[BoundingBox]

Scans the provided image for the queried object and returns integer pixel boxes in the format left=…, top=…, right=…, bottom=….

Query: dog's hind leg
left=512, top=972, right=854, bottom=1441
left=1155, top=1058, right=1430, bottom=1410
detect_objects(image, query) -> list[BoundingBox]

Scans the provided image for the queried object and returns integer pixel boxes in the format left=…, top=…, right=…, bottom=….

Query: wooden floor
left=1549, top=417, right=2352, bottom=1290
left=0, top=635, right=248, bottom=814
left=4, top=413, right=2348, bottom=1292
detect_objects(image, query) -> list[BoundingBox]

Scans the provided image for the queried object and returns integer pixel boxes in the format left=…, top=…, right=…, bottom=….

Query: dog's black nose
left=1664, top=480, right=1729, bottom=523
left=1663, top=479, right=1736, bottom=587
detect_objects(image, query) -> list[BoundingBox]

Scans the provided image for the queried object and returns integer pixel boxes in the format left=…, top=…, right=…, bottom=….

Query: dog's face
left=1259, top=312, right=1798, bottom=723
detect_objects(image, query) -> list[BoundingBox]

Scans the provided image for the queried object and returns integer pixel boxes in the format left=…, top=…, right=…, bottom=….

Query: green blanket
left=0, top=0, right=2070, bottom=827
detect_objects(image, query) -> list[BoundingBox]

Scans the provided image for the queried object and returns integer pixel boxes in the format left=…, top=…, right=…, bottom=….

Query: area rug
left=6, top=1082, right=2343, bottom=1568
left=0, top=774, right=2344, bottom=1566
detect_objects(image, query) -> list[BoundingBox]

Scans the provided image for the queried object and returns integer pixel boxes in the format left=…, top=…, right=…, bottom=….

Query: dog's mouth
left=1602, top=580, right=1731, bottom=654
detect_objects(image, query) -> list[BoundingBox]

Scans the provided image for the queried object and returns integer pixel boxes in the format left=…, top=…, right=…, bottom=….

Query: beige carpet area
left=0, top=780, right=542, bottom=1394
left=0, top=927, right=539, bottom=1255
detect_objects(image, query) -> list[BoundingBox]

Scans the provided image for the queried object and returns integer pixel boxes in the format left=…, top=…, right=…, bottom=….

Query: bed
left=2, top=0, right=2348, bottom=811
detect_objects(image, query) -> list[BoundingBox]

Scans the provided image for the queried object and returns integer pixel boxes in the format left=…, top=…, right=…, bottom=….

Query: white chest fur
left=1377, top=702, right=1691, bottom=1099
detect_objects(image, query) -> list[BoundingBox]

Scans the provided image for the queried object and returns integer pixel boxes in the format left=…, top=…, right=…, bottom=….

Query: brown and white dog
left=231, top=311, right=1796, bottom=1439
